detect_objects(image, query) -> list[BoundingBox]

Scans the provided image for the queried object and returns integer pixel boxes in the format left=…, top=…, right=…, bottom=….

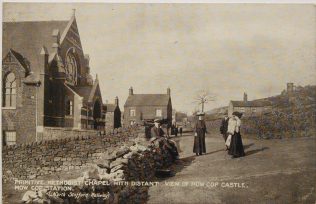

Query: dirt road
left=147, top=133, right=316, bottom=204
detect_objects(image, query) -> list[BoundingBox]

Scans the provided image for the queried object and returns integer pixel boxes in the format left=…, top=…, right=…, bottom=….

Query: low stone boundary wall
left=18, top=138, right=174, bottom=204
left=2, top=125, right=145, bottom=179
left=3, top=125, right=176, bottom=204
left=40, top=127, right=99, bottom=141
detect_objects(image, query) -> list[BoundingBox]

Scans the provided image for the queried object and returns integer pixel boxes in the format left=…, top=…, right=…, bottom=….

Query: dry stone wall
left=2, top=125, right=145, bottom=179
left=3, top=124, right=176, bottom=204
left=40, top=127, right=100, bottom=141
left=17, top=136, right=175, bottom=204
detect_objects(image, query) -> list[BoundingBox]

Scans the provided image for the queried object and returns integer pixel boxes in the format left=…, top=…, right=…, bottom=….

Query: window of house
left=130, top=109, right=136, bottom=117
left=66, top=100, right=73, bottom=116
left=3, top=72, right=16, bottom=108
left=4, top=131, right=16, bottom=146
left=156, top=109, right=162, bottom=117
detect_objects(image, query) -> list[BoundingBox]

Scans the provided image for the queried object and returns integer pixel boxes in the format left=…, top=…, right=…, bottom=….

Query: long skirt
left=193, top=134, right=206, bottom=154
left=228, top=132, right=245, bottom=157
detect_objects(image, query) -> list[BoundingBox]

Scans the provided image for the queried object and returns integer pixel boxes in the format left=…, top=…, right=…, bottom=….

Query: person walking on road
left=226, top=112, right=245, bottom=158
left=193, top=112, right=207, bottom=156
left=179, top=126, right=183, bottom=136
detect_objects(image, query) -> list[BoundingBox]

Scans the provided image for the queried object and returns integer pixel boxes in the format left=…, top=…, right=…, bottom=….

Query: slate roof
left=73, top=85, right=93, bottom=104
left=124, top=94, right=170, bottom=107
left=3, top=20, right=69, bottom=74
left=72, top=78, right=100, bottom=104
left=9, top=49, right=31, bottom=73
left=231, top=100, right=272, bottom=107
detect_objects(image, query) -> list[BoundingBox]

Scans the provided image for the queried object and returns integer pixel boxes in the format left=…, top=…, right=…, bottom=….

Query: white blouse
left=227, top=117, right=241, bottom=135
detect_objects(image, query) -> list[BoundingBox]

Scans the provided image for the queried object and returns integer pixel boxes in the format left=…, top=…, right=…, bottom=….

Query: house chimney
left=115, top=96, right=119, bottom=106
left=243, top=92, right=248, bottom=102
left=129, top=87, right=133, bottom=95
left=72, top=9, right=76, bottom=17
left=52, top=29, right=60, bottom=54
left=167, top=87, right=171, bottom=97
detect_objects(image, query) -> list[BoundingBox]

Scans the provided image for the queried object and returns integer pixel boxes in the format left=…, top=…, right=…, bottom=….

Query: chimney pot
left=129, top=87, right=133, bottom=95
left=167, top=87, right=171, bottom=96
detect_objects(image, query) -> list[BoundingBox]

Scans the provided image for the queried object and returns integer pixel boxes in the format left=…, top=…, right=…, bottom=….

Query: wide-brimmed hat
left=196, top=112, right=205, bottom=116
left=232, top=111, right=243, bottom=118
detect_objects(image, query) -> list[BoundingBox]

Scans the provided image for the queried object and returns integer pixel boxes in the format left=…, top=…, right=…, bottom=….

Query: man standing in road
left=220, top=115, right=229, bottom=150
left=193, top=112, right=207, bottom=156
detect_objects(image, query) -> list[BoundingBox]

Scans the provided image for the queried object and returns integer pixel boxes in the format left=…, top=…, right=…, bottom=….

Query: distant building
left=104, top=97, right=121, bottom=130
left=175, top=111, right=187, bottom=122
left=228, top=93, right=272, bottom=117
left=123, top=87, right=172, bottom=125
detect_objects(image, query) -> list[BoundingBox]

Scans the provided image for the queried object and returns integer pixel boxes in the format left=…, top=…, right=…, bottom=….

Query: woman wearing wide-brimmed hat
left=227, top=111, right=245, bottom=158
left=193, top=112, right=207, bottom=156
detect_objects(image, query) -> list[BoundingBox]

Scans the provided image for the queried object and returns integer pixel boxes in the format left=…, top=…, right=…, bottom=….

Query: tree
left=193, top=90, right=216, bottom=112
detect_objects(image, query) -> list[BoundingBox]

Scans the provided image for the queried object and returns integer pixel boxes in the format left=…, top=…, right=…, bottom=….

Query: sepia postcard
left=1, top=2, right=316, bottom=204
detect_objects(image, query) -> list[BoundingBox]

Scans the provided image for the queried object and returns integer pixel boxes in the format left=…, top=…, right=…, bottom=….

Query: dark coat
left=193, top=120, right=207, bottom=154
left=151, top=126, right=165, bottom=138
left=220, top=117, right=229, bottom=141
left=228, top=132, right=245, bottom=157
left=220, top=118, right=229, bottom=134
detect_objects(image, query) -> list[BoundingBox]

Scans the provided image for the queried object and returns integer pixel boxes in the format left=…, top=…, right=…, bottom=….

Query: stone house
left=228, top=93, right=272, bottom=117
left=123, top=87, right=172, bottom=125
left=104, top=97, right=122, bottom=130
left=2, top=11, right=105, bottom=145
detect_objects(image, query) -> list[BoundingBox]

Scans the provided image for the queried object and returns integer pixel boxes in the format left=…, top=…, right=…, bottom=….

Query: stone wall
left=39, top=127, right=100, bottom=141
left=3, top=124, right=176, bottom=203
left=2, top=125, right=145, bottom=179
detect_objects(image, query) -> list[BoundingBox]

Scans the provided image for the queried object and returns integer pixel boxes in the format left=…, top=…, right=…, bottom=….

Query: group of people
left=149, top=111, right=245, bottom=161
left=171, top=125, right=183, bottom=137
left=193, top=111, right=245, bottom=158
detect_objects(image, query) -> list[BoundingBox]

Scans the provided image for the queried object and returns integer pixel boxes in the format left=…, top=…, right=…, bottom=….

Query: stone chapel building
left=2, top=11, right=105, bottom=145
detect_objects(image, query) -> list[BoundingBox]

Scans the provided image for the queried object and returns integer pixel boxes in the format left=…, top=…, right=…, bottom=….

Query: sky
left=3, top=3, right=316, bottom=114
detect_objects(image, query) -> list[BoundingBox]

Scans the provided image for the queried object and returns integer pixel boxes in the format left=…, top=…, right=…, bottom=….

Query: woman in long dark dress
left=227, top=112, right=245, bottom=158
left=193, top=112, right=207, bottom=156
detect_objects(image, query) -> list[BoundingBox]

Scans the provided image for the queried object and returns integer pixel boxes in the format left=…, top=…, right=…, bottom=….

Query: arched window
left=65, top=51, right=78, bottom=85
left=3, top=72, right=16, bottom=107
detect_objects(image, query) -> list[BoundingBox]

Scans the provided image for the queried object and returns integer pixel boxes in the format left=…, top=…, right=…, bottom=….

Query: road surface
left=147, top=132, right=316, bottom=204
